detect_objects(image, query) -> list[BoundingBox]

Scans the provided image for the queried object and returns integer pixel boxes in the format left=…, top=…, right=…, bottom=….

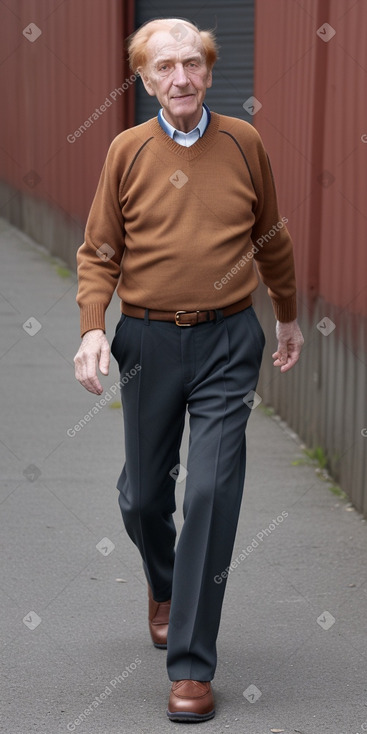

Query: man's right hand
left=74, top=329, right=110, bottom=395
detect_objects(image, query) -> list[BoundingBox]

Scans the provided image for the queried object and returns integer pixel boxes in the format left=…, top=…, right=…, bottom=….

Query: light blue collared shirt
left=158, top=104, right=210, bottom=147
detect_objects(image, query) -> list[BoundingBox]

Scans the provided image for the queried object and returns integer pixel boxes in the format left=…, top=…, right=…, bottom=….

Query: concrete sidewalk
left=1, top=217, right=367, bottom=734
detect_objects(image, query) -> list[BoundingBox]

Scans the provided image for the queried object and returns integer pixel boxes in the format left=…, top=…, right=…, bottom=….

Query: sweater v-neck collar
left=148, top=112, right=221, bottom=159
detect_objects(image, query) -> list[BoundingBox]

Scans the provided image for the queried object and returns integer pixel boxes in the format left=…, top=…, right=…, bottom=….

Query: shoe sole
left=166, top=709, right=215, bottom=722
left=153, top=642, right=167, bottom=649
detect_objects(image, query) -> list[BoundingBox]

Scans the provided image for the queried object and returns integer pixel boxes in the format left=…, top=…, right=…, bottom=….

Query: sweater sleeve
left=249, top=129, right=297, bottom=322
left=76, top=138, right=125, bottom=336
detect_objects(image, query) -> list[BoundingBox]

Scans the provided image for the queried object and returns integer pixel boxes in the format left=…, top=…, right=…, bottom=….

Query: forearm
left=76, top=244, right=121, bottom=336
left=254, top=224, right=297, bottom=322
left=250, top=139, right=297, bottom=322
left=76, top=141, right=126, bottom=336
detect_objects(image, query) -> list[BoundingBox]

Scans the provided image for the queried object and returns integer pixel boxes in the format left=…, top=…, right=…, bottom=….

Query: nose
left=172, top=63, right=189, bottom=87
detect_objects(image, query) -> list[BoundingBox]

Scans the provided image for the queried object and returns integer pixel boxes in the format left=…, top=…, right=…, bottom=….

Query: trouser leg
left=111, top=306, right=264, bottom=675
left=166, top=307, right=265, bottom=681
left=111, top=313, right=186, bottom=602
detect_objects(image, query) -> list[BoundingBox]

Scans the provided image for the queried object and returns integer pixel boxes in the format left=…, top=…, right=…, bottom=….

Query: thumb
left=99, top=339, right=110, bottom=375
left=274, top=339, right=287, bottom=365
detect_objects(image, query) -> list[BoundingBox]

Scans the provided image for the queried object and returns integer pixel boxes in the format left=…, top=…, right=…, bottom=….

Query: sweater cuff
left=271, top=293, right=297, bottom=322
left=79, top=303, right=106, bottom=337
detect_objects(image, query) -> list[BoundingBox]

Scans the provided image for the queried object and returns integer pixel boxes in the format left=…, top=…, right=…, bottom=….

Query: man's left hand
left=272, top=319, right=304, bottom=372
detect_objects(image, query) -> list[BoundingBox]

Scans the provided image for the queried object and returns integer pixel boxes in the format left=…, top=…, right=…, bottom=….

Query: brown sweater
left=76, top=112, right=297, bottom=336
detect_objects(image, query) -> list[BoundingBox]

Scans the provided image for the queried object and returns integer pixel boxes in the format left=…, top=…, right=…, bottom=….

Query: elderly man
left=74, top=17, right=304, bottom=722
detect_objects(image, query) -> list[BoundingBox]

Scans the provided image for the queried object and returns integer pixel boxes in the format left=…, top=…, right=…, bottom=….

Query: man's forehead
left=146, top=29, right=205, bottom=63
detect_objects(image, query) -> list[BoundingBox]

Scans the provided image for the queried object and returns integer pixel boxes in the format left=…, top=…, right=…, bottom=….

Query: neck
left=162, top=107, right=203, bottom=133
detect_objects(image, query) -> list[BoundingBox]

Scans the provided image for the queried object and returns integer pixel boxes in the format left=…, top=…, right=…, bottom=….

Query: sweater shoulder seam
left=122, top=136, right=154, bottom=189
left=218, top=129, right=256, bottom=194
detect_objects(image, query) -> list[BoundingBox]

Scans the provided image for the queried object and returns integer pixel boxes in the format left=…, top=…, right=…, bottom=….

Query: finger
left=81, top=362, right=103, bottom=392
left=279, top=347, right=301, bottom=372
left=75, top=352, right=103, bottom=394
left=81, top=369, right=105, bottom=394
left=272, top=345, right=287, bottom=367
left=83, top=353, right=103, bottom=393
left=81, top=377, right=103, bottom=394
left=99, top=341, right=110, bottom=376
left=280, top=360, right=295, bottom=373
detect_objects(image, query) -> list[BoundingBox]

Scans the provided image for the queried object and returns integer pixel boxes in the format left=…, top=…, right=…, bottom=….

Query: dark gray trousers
left=111, top=306, right=265, bottom=682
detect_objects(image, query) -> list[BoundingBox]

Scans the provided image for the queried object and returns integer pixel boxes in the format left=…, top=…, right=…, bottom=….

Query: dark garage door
left=134, top=0, right=254, bottom=124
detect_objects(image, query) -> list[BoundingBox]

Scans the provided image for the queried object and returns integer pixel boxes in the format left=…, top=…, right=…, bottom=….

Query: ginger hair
left=127, top=18, right=218, bottom=72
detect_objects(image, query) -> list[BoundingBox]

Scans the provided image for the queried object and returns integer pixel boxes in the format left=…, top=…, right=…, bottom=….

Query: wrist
left=81, top=328, right=105, bottom=340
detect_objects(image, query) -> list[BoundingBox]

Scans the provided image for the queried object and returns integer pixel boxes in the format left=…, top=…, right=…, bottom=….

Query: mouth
left=171, top=94, right=194, bottom=100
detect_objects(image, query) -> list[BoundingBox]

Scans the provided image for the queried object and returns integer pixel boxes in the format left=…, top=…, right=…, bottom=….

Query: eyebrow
left=154, top=54, right=203, bottom=66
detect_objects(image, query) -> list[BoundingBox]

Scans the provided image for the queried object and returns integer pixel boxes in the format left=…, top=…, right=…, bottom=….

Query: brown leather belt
left=122, top=296, right=252, bottom=326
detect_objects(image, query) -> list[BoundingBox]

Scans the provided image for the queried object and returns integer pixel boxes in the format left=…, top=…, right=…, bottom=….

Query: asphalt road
left=1, top=218, right=367, bottom=734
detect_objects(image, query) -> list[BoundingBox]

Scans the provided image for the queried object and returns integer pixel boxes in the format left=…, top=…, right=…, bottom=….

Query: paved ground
left=1, top=217, right=367, bottom=734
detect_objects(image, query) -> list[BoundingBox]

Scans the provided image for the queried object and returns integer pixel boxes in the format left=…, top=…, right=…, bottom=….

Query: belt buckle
left=175, top=310, right=199, bottom=326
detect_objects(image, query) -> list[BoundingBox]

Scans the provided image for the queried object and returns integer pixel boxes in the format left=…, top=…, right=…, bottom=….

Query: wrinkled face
left=139, top=28, right=212, bottom=132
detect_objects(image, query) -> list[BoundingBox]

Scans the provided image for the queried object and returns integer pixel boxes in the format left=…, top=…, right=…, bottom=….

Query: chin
left=171, top=101, right=197, bottom=113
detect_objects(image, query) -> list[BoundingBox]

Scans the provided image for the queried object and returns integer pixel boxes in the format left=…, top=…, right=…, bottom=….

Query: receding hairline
left=126, top=17, right=218, bottom=72
left=140, top=17, right=202, bottom=35
left=145, top=30, right=206, bottom=64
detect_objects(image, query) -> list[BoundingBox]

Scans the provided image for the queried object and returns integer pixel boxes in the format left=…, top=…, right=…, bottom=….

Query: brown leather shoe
left=167, top=680, right=215, bottom=722
left=148, top=584, right=171, bottom=649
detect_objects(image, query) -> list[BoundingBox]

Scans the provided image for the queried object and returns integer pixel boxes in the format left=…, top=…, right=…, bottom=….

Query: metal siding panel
left=318, top=0, right=367, bottom=316
left=254, top=0, right=320, bottom=300
left=134, top=0, right=254, bottom=123
left=253, top=0, right=367, bottom=514
left=0, top=0, right=135, bottom=239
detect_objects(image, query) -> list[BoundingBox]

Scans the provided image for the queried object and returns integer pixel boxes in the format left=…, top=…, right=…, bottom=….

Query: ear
left=138, top=67, right=156, bottom=97
left=206, top=68, right=213, bottom=89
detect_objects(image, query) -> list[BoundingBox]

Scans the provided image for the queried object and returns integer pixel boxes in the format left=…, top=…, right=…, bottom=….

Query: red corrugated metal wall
left=318, top=2, right=367, bottom=316
left=0, top=0, right=135, bottom=263
left=254, top=0, right=367, bottom=317
left=253, top=0, right=367, bottom=513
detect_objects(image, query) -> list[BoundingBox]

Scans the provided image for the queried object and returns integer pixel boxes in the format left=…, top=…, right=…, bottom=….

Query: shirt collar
left=158, top=104, right=211, bottom=143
